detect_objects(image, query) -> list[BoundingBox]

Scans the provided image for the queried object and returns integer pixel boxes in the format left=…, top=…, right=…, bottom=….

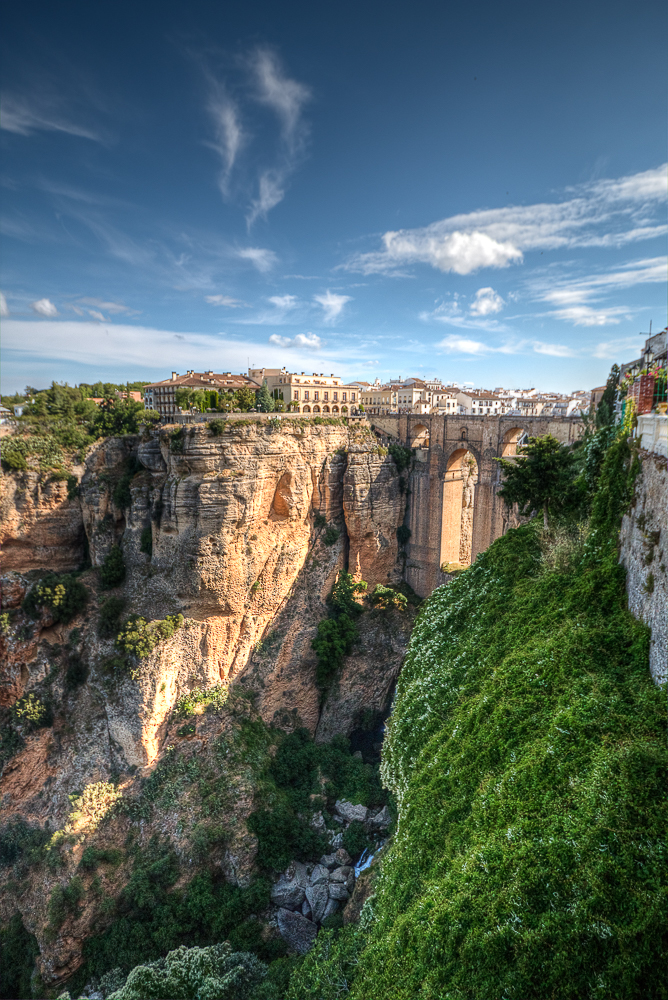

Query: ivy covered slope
left=351, top=437, right=667, bottom=999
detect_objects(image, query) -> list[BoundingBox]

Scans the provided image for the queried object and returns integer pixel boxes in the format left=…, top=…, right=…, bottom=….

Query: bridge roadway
left=370, top=412, right=584, bottom=597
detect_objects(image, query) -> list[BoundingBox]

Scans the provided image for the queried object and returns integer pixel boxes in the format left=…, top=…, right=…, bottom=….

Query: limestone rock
left=277, top=908, right=318, bottom=954
left=368, top=805, right=391, bottom=829
left=310, top=811, right=326, bottom=834
left=321, top=897, right=340, bottom=921
left=328, top=881, right=350, bottom=902
left=309, top=863, right=330, bottom=885
left=335, top=799, right=368, bottom=824
left=305, top=884, right=329, bottom=923
left=271, top=861, right=310, bottom=910
left=320, top=848, right=351, bottom=869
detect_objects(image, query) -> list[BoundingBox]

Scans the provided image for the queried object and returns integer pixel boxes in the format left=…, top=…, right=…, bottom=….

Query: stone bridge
left=371, top=413, right=584, bottom=597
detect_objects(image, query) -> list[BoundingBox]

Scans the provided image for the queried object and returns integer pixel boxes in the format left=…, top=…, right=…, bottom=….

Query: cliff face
left=0, top=419, right=412, bottom=986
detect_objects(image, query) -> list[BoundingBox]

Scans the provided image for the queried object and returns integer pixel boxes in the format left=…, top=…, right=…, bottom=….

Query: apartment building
left=143, top=370, right=260, bottom=419
left=455, top=390, right=508, bottom=415
left=249, top=368, right=359, bottom=414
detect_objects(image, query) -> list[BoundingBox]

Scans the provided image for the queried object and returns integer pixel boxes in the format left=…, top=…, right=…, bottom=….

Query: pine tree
left=256, top=381, right=275, bottom=412
left=496, top=434, right=577, bottom=529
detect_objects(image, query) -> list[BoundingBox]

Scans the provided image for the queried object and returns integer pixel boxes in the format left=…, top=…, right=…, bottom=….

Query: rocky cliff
left=0, top=418, right=414, bottom=988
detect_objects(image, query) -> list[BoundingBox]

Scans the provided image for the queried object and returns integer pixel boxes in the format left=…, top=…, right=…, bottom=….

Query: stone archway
left=313, top=405, right=321, bottom=413
left=302, top=405, right=311, bottom=413
left=323, top=405, right=330, bottom=413
left=341, top=405, right=348, bottom=414
left=411, top=423, right=430, bottom=448
left=331, top=405, right=339, bottom=414
left=440, top=448, right=479, bottom=569
left=501, top=427, right=528, bottom=457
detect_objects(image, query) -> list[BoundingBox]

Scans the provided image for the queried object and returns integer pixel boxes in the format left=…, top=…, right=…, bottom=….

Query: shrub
left=12, top=692, right=50, bottom=729
left=341, top=820, right=371, bottom=862
left=247, top=804, right=327, bottom=872
left=396, top=524, right=411, bottom=547
left=208, top=418, right=227, bottom=436
left=172, top=684, right=228, bottom=718
left=323, top=525, right=340, bottom=546
left=369, top=584, right=408, bottom=611
left=0, top=447, right=27, bottom=470
left=100, top=545, right=126, bottom=588
left=98, top=595, right=125, bottom=638
left=388, top=443, right=412, bottom=472
left=47, top=876, right=85, bottom=932
left=23, top=572, right=88, bottom=623
left=313, top=512, right=327, bottom=529
left=312, top=615, right=357, bottom=688
left=169, top=428, right=185, bottom=453
left=140, top=526, right=152, bottom=556
left=65, top=652, right=88, bottom=689
left=116, top=614, right=184, bottom=661
left=0, top=817, right=50, bottom=868
left=80, top=846, right=124, bottom=870
left=0, top=611, right=11, bottom=634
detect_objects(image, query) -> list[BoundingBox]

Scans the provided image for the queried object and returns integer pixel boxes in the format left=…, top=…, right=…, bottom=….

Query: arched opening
left=501, top=427, right=528, bottom=457
left=440, top=448, right=479, bottom=570
left=323, top=405, right=330, bottom=413
left=313, top=405, right=321, bottom=413
left=411, top=423, right=430, bottom=448
left=331, top=405, right=339, bottom=413
left=302, top=405, right=311, bottom=413
left=341, top=405, right=348, bottom=414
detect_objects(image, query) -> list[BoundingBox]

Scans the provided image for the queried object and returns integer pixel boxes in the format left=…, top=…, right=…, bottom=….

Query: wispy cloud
left=205, top=294, right=247, bottom=307
left=1, top=93, right=102, bottom=141
left=314, top=290, right=352, bottom=323
left=246, top=49, right=312, bottom=226
left=31, top=298, right=58, bottom=317
left=532, top=341, right=577, bottom=357
left=0, top=292, right=9, bottom=317
left=437, top=333, right=576, bottom=358
left=205, top=80, right=245, bottom=197
left=236, top=246, right=278, bottom=272
left=269, top=331, right=321, bottom=348
left=345, top=164, right=668, bottom=276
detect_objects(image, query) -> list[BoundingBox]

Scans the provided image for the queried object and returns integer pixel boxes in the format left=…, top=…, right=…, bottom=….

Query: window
left=351, top=393, right=356, bottom=401
left=342, top=392, right=346, bottom=401
left=304, top=390, right=309, bottom=400
left=333, top=392, right=338, bottom=401
left=294, top=390, right=299, bottom=400
left=324, top=391, right=329, bottom=401
left=314, top=391, right=319, bottom=401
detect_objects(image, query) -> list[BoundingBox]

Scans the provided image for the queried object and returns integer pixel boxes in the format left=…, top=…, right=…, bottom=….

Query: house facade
left=143, top=371, right=260, bottom=420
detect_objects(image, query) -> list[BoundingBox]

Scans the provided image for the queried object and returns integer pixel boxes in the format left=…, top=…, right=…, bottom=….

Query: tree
left=595, top=364, right=620, bottom=428
left=496, top=434, right=577, bottom=530
left=235, top=386, right=258, bottom=412
left=256, top=381, right=275, bottom=413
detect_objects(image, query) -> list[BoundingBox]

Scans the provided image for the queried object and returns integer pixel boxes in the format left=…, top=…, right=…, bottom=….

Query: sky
left=1, top=0, right=667, bottom=395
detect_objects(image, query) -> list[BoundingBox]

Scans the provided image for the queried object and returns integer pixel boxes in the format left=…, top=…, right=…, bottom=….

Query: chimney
left=171, top=372, right=178, bottom=380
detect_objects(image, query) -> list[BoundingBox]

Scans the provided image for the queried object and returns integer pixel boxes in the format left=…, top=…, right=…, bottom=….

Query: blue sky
left=1, top=0, right=666, bottom=395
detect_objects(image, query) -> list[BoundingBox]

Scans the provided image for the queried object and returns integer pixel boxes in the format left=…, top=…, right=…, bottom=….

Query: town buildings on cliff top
left=144, top=366, right=594, bottom=420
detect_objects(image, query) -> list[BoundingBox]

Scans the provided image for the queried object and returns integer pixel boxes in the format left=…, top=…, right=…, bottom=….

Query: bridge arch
left=501, top=427, right=528, bottom=457
left=440, top=447, right=479, bottom=570
left=411, top=422, right=430, bottom=448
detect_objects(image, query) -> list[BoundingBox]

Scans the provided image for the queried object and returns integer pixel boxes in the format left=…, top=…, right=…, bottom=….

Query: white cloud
left=593, top=336, right=642, bottom=359
left=269, top=332, right=321, bottom=349
left=236, top=247, right=278, bottom=272
left=1, top=93, right=101, bottom=141
left=206, top=83, right=245, bottom=197
left=31, top=298, right=58, bottom=317
left=470, top=287, right=504, bottom=316
left=0, top=292, right=8, bottom=316
left=88, top=310, right=105, bottom=322
left=268, top=294, right=299, bottom=310
left=76, top=297, right=132, bottom=314
left=532, top=341, right=577, bottom=357
left=550, top=305, right=632, bottom=327
left=345, top=164, right=668, bottom=276
left=246, top=49, right=311, bottom=226
left=314, top=290, right=352, bottom=323
left=205, top=294, right=247, bottom=307
left=437, top=335, right=488, bottom=355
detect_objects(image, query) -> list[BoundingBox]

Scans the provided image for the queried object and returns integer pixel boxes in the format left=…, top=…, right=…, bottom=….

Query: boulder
left=277, top=908, right=318, bottom=955
left=335, top=799, right=369, bottom=824
left=368, top=805, right=391, bottom=829
left=270, top=861, right=310, bottom=910
left=329, top=865, right=355, bottom=892
left=328, top=832, right=344, bottom=849
left=309, top=864, right=330, bottom=885
left=328, top=881, right=350, bottom=901
left=305, top=884, right=330, bottom=923
left=321, top=896, right=340, bottom=921
left=310, top=811, right=326, bottom=834
left=301, top=898, right=312, bottom=919
left=321, top=848, right=352, bottom=869
left=335, top=848, right=352, bottom=866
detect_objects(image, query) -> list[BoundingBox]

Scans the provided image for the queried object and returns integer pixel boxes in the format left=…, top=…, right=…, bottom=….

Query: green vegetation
left=208, top=417, right=227, bottom=435
left=308, top=432, right=666, bottom=1000
left=388, top=442, right=412, bottom=472
left=169, top=427, right=185, bottom=452
left=172, top=684, right=228, bottom=718
left=12, top=692, right=51, bottom=729
left=175, top=386, right=220, bottom=412
left=98, top=595, right=126, bottom=638
left=256, top=381, right=275, bottom=413
left=497, top=433, right=580, bottom=529
left=47, top=876, right=85, bottom=934
left=0, top=817, right=50, bottom=870
left=595, top=363, right=620, bottom=428
left=140, top=526, right=152, bottom=556
left=311, top=572, right=367, bottom=689
left=0, top=914, right=40, bottom=1000
left=322, top=524, right=340, bottom=546
left=80, top=845, right=124, bottom=870
left=100, top=545, right=126, bottom=588
left=115, top=614, right=184, bottom=661
left=370, top=584, right=408, bottom=611
left=23, top=572, right=88, bottom=623
left=112, top=456, right=143, bottom=510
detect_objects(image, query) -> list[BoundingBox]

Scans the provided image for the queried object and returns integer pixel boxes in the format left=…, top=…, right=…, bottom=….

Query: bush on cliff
left=312, top=572, right=367, bottom=689
left=100, top=545, right=126, bottom=588
left=23, top=572, right=88, bottom=623
left=326, top=434, right=668, bottom=1000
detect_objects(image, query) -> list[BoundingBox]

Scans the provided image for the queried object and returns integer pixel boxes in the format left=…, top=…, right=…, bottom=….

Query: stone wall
left=619, top=451, right=667, bottom=687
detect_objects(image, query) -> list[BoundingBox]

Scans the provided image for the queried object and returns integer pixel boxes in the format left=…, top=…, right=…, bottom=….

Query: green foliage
left=172, top=684, right=228, bottom=718
left=312, top=572, right=368, bottom=688
left=341, top=820, right=372, bottom=862
left=80, top=845, right=124, bottom=870
left=234, top=386, right=258, bottom=412
left=0, top=818, right=50, bottom=869
left=595, top=363, right=620, bottom=429
left=388, top=442, right=412, bottom=472
left=139, top=526, right=152, bottom=556
left=286, top=926, right=363, bottom=1000
left=256, top=382, right=275, bottom=413
left=322, top=524, right=340, bottom=546
left=65, top=652, right=88, bottom=689
left=48, top=876, right=85, bottom=932
left=0, top=612, right=11, bottom=634
left=0, top=445, right=27, bottom=470
left=341, top=433, right=668, bottom=1000
left=0, top=914, right=39, bottom=1000
left=112, top=456, right=143, bottom=510
left=12, top=692, right=51, bottom=729
left=497, top=433, right=579, bottom=528
left=370, top=584, right=408, bottom=611
left=115, top=614, right=184, bottom=661
left=98, top=595, right=126, bottom=638
left=23, top=572, right=88, bottom=623
left=247, top=804, right=327, bottom=872
left=105, top=942, right=267, bottom=1000
left=396, top=524, right=411, bottom=547
left=313, top=511, right=327, bottom=530
left=169, top=427, right=185, bottom=452
left=208, top=417, right=227, bottom=435
left=100, top=545, right=126, bottom=588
